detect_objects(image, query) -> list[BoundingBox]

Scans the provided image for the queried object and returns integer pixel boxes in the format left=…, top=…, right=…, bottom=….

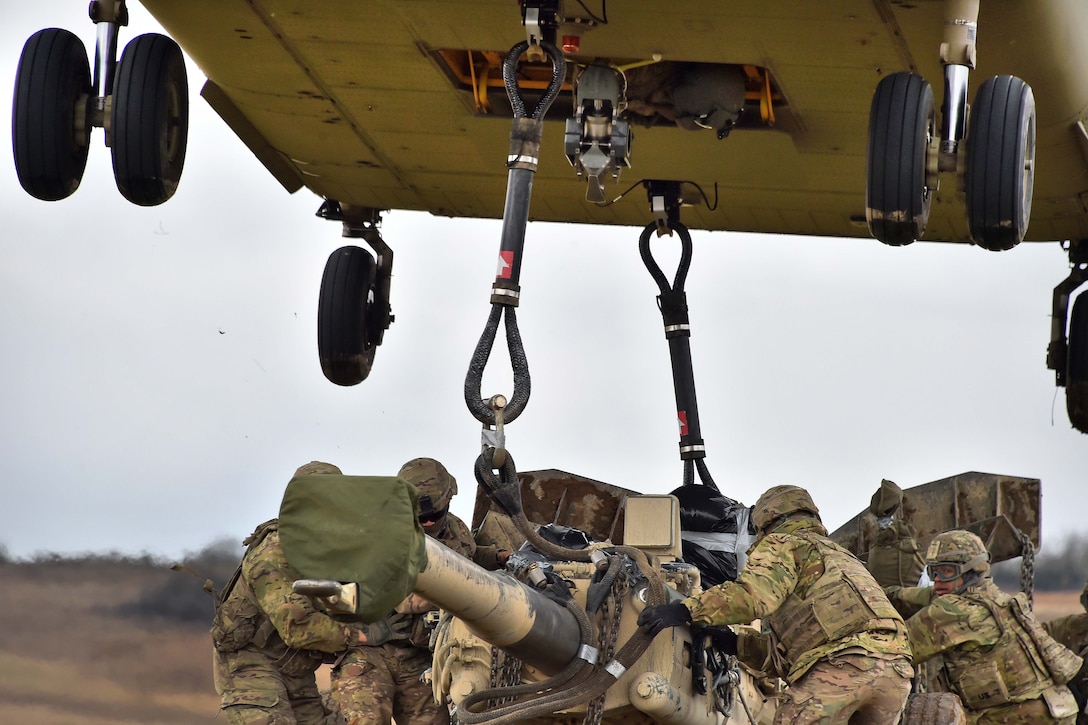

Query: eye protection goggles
left=926, top=562, right=965, bottom=582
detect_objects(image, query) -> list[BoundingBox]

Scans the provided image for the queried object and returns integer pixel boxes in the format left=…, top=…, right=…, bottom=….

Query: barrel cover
left=279, top=474, right=427, bottom=621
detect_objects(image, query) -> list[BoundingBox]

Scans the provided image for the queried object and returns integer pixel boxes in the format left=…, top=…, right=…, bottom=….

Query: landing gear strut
left=1046, top=240, right=1088, bottom=433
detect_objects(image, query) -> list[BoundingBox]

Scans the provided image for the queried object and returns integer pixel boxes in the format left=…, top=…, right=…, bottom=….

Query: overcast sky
left=2, top=3, right=1084, bottom=563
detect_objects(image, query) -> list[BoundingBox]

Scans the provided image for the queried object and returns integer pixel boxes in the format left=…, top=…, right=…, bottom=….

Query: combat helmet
left=752, top=485, right=821, bottom=534
left=294, top=461, right=342, bottom=477
left=398, top=457, right=457, bottom=519
left=924, top=529, right=991, bottom=584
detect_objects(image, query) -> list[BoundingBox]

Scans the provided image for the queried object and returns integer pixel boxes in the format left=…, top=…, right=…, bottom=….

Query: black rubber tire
left=318, top=246, right=378, bottom=386
left=1067, top=292, right=1088, bottom=433
left=966, top=75, right=1036, bottom=251
left=866, top=72, right=935, bottom=246
left=901, top=692, right=967, bottom=725
left=12, top=28, right=91, bottom=201
left=111, top=33, right=188, bottom=206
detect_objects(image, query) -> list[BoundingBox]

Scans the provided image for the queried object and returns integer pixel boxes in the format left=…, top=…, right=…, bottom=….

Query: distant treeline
left=992, top=532, right=1088, bottom=592
left=0, top=538, right=242, bottom=626
left=1, top=533, right=1085, bottom=625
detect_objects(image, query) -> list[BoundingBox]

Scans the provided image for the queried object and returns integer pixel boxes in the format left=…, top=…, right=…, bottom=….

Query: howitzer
left=279, top=471, right=776, bottom=725
left=280, top=468, right=1044, bottom=725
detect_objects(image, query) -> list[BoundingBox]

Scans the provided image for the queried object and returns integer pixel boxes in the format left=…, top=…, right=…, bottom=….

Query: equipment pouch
left=1010, top=595, right=1084, bottom=685
left=211, top=592, right=262, bottom=654
left=954, top=660, right=1009, bottom=710
left=1042, top=684, right=1079, bottom=719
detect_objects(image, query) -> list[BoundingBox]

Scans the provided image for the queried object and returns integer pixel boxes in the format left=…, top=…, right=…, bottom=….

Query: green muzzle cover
left=278, top=475, right=427, bottom=622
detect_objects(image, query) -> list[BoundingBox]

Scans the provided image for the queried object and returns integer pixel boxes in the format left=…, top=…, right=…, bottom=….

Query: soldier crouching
left=638, top=484, right=915, bottom=725
left=329, top=457, right=509, bottom=725
left=886, top=530, right=1083, bottom=725
left=212, top=462, right=361, bottom=725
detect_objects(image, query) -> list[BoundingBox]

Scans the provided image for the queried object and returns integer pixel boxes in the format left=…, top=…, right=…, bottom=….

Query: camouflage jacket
left=383, top=511, right=505, bottom=648
left=213, top=521, right=356, bottom=670
left=886, top=579, right=1080, bottom=710
left=866, top=518, right=926, bottom=588
left=682, top=516, right=911, bottom=683
left=1045, top=581, right=1088, bottom=658
left=1046, top=612, right=1088, bottom=658
left=438, top=512, right=508, bottom=569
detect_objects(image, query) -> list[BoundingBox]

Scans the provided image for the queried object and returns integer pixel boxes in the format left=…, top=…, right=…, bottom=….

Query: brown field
left=0, top=558, right=1081, bottom=723
left=0, top=559, right=219, bottom=724
left=1029, top=590, right=1084, bottom=622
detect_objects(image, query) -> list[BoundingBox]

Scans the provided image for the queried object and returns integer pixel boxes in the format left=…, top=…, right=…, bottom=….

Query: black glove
left=358, top=617, right=412, bottom=646
left=637, top=602, right=692, bottom=636
left=703, top=625, right=738, bottom=655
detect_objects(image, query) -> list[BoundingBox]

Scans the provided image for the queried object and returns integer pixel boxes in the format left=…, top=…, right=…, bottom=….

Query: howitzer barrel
left=416, top=537, right=583, bottom=674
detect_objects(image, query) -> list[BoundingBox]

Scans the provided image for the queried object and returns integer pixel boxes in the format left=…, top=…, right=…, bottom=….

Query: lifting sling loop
left=464, top=40, right=563, bottom=472
left=638, top=220, right=719, bottom=491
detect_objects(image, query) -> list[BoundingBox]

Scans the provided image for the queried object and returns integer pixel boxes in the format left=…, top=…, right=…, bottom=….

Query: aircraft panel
left=132, top=0, right=1088, bottom=243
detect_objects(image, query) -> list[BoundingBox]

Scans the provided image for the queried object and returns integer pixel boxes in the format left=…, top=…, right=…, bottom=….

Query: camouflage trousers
left=213, top=648, right=328, bottom=725
left=773, top=652, right=913, bottom=725
left=330, top=642, right=449, bottom=725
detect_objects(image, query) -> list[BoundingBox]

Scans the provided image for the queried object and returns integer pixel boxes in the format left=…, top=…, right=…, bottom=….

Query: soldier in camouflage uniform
left=330, top=457, right=509, bottom=725
left=1044, top=580, right=1088, bottom=724
left=864, top=479, right=926, bottom=589
left=885, top=530, right=1083, bottom=725
left=212, top=461, right=361, bottom=725
left=638, top=485, right=914, bottom=725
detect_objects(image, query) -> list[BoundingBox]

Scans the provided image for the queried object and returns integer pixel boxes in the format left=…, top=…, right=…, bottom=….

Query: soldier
left=1044, top=580, right=1088, bottom=723
left=638, top=484, right=914, bottom=725
left=864, top=479, right=926, bottom=589
left=211, top=461, right=360, bottom=725
left=885, top=530, right=1082, bottom=725
left=330, top=457, right=509, bottom=725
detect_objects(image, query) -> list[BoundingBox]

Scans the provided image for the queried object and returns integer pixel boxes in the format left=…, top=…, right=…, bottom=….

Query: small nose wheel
left=316, top=205, right=394, bottom=386
left=318, top=245, right=379, bottom=386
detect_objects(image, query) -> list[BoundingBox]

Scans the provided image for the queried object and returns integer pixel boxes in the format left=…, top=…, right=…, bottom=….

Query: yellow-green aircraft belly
left=138, top=0, right=1088, bottom=242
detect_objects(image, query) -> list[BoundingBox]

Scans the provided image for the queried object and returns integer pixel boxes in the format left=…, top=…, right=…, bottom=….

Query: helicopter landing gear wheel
left=318, top=245, right=379, bottom=386
left=901, top=692, right=967, bottom=725
left=111, top=33, right=189, bottom=206
left=966, top=75, right=1036, bottom=251
left=12, top=28, right=92, bottom=201
left=1068, top=293, right=1088, bottom=433
left=866, top=72, right=936, bottom=246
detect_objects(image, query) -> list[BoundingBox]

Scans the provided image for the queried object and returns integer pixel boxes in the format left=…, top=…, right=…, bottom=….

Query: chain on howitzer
left=1017, top=528, right=1035, bottom=608
left=487, top=646, right=524, bottom=708
left=584, top=567, right=628, bottom=725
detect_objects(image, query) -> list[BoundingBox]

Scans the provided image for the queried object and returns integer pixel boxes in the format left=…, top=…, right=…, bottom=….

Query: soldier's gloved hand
left=358, top=617, right=412, bottom=646
left=704, top=626, right=738, bottom=655
left=637, top=602, right=692, bottom=636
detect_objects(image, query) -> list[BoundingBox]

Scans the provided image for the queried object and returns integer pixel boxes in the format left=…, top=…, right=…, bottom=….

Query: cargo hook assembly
left=638, top=216, right=720, bottom=491
left=464, top=40, right=565, bottom=444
